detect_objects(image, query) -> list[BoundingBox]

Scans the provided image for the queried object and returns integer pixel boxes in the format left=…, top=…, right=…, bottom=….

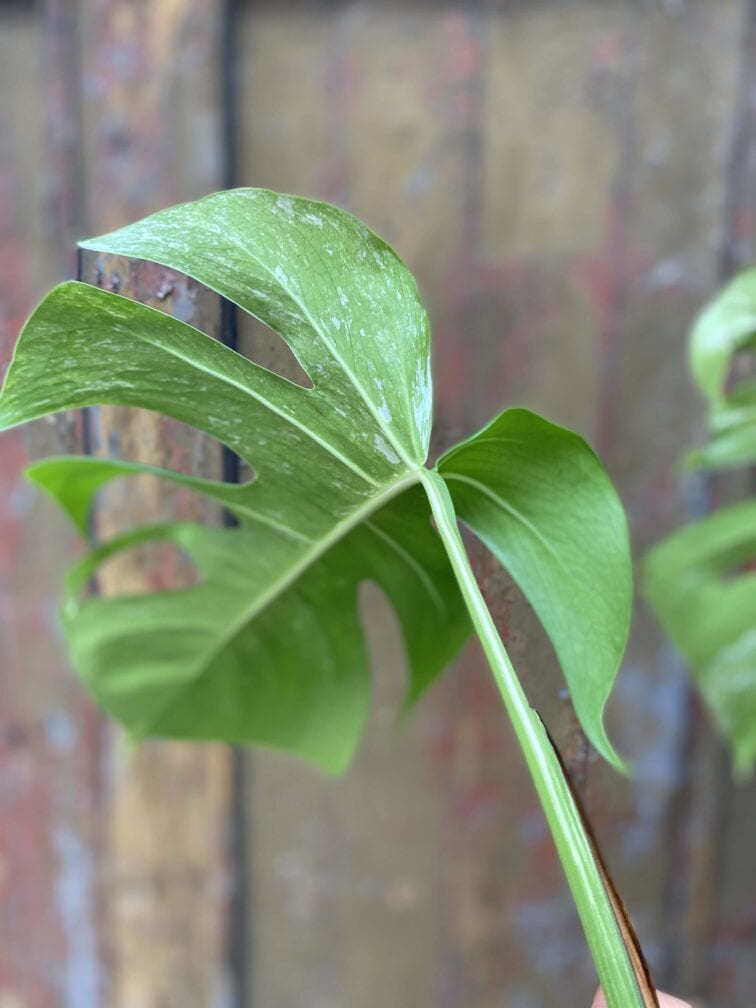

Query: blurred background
left=1, top=1, right=755, bottom=1007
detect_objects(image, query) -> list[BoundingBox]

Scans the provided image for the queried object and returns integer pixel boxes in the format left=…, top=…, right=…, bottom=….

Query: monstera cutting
left=0, top=189, right=654, bottom=1007
left=646, top=269, right=756, bottom=775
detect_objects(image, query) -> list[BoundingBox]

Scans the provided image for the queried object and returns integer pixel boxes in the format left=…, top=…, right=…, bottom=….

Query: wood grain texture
left=1, top=3, right=233, bottom=1008
left=696, top=2, right=756, bottom=1003
left=236, top=3, right=756, bottom=1007
left=579, top=7, right=747, bottom=1006
left=0, top=12, right=104, bottom=1008
left=76, top=252, right=232, bottom=1008
left=4, top=1, right=756, bottom=1006
left=75, top=3, right=232, bottom=1006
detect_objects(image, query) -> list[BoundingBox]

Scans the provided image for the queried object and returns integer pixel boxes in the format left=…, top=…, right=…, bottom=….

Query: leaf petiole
left=420, top=469, right=651, bottom=1008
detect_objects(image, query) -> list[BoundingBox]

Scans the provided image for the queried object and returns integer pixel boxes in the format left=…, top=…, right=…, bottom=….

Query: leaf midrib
left=221, top=214, right=421, bottom=468
left=125, top=305, right=385, bottom=490
left=441, top=471, right=575, bottom=580
left=138, top=467, right=423, bottom=734
left=84, top=209, right=423, bottom=470
left=364, top=519, right=445, bottom=613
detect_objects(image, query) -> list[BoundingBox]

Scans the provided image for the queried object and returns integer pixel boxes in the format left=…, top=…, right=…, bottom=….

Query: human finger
left=592, top=990, right=692, bottom=1008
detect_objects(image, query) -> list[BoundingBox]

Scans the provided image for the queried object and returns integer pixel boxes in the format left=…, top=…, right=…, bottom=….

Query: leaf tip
left=25, top=459, right=91, bottom=538
left=591, top=719, right=630, bottom=777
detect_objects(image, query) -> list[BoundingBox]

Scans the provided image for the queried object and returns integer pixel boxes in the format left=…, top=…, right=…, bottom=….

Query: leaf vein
left=363, top=520, right=446, bottom=613
left=135, top=322, right=382, bottom=488
left=442, top=472, right=572, bottom=577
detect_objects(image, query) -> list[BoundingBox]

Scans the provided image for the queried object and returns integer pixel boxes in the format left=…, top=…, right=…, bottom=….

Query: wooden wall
left=1, top=2, right=755, bottom=1007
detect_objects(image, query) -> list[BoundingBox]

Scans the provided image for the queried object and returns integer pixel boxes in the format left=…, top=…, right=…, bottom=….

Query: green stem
left=420, top=469, right=647, bottom=1008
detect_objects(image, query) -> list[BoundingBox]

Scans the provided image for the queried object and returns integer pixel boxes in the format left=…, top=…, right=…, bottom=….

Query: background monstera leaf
left=689, top=267, right=756, bottom=471
left=647, top=268, right=756, bottom=774
left=0, top=189, right=631, bottom=772
left=646, top=501, right=756, bottom=775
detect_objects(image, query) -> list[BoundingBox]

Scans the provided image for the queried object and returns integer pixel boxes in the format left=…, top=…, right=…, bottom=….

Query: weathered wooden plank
left=236, top=9, right=456, bottom=1008
left=430, top=8, right=627, bottom=1004
left=582, top=5, right=748, bottom=1006
left=2, top=5, right=236, bottom=1006
left=236, top=4, right=620, bottom=1007
left=76, top=252, right=233, bottom=1008
left=701, top=1, right=756, bottom=1004
left=236, top=3, right=756, bottom=1008
left=6, top=1, right=755, bottom=1005
left=0, top=11, right=103, bottom=1008
left=72, top=3, right=232, bottom=1007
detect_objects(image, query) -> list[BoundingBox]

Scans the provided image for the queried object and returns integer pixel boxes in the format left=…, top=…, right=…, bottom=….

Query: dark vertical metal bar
left=220, top=0, right=240, bottom=481
left=219, top=3, right=250, bottom=1006
left=220, top=293, right=240, bottom=489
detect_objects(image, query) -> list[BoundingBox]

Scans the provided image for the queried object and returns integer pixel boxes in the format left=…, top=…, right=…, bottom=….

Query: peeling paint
left=53, top=827, right=100, bottom=1008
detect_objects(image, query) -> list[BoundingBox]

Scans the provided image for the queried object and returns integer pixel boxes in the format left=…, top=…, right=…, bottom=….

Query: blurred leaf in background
left=646, top=270, right=756, bottom=775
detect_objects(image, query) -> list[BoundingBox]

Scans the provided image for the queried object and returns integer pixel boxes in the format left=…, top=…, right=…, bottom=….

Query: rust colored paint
left=0, top=213, right=54, bottom=1007
left=74, top=266, right=232, bottom=1008
left=72, top=1, right=233, bottom=1004
left=236, top=3, right=756, bottom=1007
left=0, top=12, right=105, bottom=1008
left=4, top=1, right=756, bottom=1006
left=2, top=3, right=231, bottom=1008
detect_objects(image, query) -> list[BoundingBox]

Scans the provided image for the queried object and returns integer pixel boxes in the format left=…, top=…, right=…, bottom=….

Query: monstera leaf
left=647, top=268, right=756, bottom=773
left=0, top=189, right=630, bottom=772
left=438, top=409, right=631, bottom=764
left=688, top=268, right=756, bottom=471
left=646, top=501, right=756, bottom=774
left=690, top=267, right=756, bottom=404
left=687, top=386, right=756, bottom=470
left=0, top=189, right=653, bottom=1005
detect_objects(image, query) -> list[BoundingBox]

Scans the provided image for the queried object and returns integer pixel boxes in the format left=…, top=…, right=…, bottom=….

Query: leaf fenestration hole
left=721, top=557, right=756, bottom=582
left=237, top=314, right=313, bottom=389
left=94, top=539, right=200, bottom=599
left=92, top=471, right=230, bottom=534
left=358, top=581, right=408, bottom=724
left=724, top=346, right=756, bottom=399
left=86, top=405, right=252, bottom=484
